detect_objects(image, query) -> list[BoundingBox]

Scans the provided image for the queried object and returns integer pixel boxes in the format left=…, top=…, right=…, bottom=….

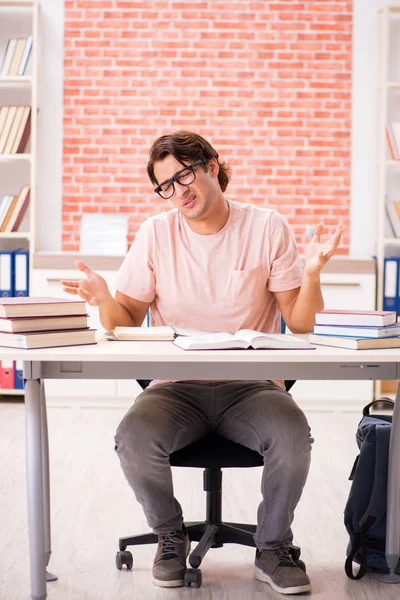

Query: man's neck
left=185, top=200, right=230, bottom=235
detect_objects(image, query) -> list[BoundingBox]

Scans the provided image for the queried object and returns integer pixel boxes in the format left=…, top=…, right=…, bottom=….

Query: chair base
left=119, top=521, right=257, bottom=569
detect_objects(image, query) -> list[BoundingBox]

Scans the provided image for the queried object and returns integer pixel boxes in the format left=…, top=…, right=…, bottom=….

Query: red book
left=314, top=310, right=397, bottom=327
left=0, top=359, right=14, bottom=389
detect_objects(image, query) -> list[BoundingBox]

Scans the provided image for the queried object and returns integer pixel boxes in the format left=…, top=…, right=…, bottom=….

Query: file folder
left=0, top=251, right=13, bottom=297
left=13, top=249, right=29, bottom=296
left=383, top=257, right=399, bottom=311
left=0, top=360, right=14, bottom=389
left=14, top=360, right=24, bottom=390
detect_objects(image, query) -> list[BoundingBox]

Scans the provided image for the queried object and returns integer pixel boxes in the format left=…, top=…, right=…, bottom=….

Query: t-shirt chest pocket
left=227, top=265, right=266, bottom=307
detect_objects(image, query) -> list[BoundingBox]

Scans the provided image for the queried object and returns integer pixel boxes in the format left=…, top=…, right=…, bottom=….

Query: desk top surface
left=1, top=333, right=400, bottom=364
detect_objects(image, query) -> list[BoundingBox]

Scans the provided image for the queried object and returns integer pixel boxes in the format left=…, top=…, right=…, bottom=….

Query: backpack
left=344, top=398, right=400, bottom=579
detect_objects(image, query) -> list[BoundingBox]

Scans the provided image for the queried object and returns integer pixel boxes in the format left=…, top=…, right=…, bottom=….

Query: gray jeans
left=114, top=380, right=313, bottom=549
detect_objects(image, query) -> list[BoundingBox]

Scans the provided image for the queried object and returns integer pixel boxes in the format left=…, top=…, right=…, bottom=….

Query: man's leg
left=215, top=381, right=313, bottom=595
left=114, top=382, right=212, bottom=587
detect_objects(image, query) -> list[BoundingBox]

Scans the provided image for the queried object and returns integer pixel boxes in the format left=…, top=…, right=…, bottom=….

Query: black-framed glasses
left=154, top=160, right=205, bottom=199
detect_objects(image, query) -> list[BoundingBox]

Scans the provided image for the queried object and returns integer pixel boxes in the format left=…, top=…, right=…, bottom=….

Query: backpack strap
left=359, top=423, right=391, bottom=529
left=345, top=516, right=376, bottom=579
left=363, top=398, right=394, bottom=416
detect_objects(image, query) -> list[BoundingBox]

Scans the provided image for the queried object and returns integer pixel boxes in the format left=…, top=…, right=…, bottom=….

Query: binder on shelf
left=0, top=251, right=13, bottom=297
left=14, top=360, right=24, bottom=390
left=13, top=249, right=28, bottom=296
left=383, top=257, right=399, bottom=311
left=0, top=359, right=14, bottom=389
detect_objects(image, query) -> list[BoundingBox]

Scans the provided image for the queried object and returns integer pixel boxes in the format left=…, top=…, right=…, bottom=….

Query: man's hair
left=147, top=131, right=231, bottom=192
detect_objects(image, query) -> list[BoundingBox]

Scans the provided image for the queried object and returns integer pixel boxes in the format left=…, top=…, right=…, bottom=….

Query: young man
left=62, top=131, right=342, bottom=595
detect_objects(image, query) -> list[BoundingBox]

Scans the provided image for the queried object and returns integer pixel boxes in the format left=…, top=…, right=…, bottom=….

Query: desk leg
left=25, top=378, right=47, bottom=600
left=40, top=381, right=57, bottom=583
left=381, top=380, right=400, bottom=583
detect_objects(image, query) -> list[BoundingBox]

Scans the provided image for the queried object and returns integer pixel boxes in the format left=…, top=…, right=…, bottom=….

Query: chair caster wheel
left=116, top=550, right=133, bottom=570
left=184, top=568, right=202, bottom=587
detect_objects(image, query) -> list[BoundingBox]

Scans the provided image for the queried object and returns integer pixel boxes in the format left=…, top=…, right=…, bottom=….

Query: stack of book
left=309, top=310, right=400, bottom=349
left=0, top=297, right=97, bottom=349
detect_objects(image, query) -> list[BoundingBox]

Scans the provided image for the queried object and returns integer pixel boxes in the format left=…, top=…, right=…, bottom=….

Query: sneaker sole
left=152, top=576, right=185, bottom=588
left=254, top=566, right=312, bottom=595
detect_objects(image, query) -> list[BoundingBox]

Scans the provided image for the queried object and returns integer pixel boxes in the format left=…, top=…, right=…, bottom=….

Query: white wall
left=350, top=0, right=400, bottom=258
left=37, top=0, right=63, bottom=251
left=37, top=1, right=396, bottom=256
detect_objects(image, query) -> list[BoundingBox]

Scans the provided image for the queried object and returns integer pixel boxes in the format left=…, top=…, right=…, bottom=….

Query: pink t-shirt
left=115, top=199, right=304, bottom=388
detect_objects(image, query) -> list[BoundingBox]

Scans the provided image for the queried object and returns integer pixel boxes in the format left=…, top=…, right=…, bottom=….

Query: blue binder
left=14, top=360, right=24, bottom=390
left=13, top=249, right=29, bottom=296
left=383, top=257, right=399, bottom=312
left=0, top=251, right=13, bottom=297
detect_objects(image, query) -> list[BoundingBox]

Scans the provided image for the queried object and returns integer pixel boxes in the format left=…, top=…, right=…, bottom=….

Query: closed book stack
left=309, top=310, right=400, bottom=350
left=0, top=297, right=97, bottom=349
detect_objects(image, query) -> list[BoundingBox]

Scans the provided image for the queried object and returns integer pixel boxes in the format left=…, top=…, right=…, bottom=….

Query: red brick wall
left=62, top=0, right=352, bottom=253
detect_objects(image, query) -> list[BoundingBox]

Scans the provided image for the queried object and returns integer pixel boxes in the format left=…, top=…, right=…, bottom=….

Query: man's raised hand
left=60, top=261, right=112, bottom=307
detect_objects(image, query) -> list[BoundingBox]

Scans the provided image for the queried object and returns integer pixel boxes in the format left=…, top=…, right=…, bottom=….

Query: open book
left=173, top=330, right=315, bottom=351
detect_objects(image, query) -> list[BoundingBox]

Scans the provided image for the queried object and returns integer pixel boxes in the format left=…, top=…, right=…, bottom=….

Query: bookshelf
left=0, top=0, right=39, bottom=396
left=375, top=5, right=400, bottom=399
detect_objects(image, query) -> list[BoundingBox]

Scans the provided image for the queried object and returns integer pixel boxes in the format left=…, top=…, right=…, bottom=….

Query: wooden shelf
left=384, top=237, right=400, bottom=244
left=0, top=1, right=35, bottom=7
left=0, top=153, right=31, bottom=161
left=0, top=389, right=24, bottom=395
left=0, top=76, right=32, bottom=83
left=0, top=231, right=31, bottom=239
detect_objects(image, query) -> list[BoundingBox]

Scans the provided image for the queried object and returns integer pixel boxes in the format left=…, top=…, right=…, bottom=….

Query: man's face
left=153, top=154, right=220, bottom=221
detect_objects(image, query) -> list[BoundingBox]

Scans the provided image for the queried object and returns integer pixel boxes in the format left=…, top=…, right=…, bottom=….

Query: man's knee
left=114, top=394, right=176, bottom=456
left=257, top=391, right=313, bottom=456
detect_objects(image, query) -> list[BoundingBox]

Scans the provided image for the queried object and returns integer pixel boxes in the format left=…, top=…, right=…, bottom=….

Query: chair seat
left=170, top=434, right=264, bottom=469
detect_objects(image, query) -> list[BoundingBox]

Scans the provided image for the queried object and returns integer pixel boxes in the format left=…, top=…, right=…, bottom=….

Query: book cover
left=7, top=185, right=30, bottom=232
left=313, top=322, right=400, bottom=338
left=15, top=110, right=31, bottom=153
left=0, top=313, right=89, bottom=333
left=309, top=333, right=400, bottom=350
left=17, top=36, right=32, bottom=76
left=0, top=39, right=16, bottom=76
left=0, top=106, right=17, bottom=154
left=7, top=38, right=26, bottom=77
left=314, top=310, right=397, bottom=327
left=0, top=297, right=87, bottom=318
left=0, top=328, right=97, bottom=350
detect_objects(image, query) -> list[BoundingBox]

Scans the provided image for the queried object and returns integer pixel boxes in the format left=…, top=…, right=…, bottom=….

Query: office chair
left=115, top=377, right=300, bottom=588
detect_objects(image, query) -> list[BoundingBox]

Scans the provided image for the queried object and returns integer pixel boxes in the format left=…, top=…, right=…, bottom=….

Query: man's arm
left=273, top=223, right=342, bottom=333
left=61, top=261, right=151, bottom=332
left=274, top=273, right=324, bottom=334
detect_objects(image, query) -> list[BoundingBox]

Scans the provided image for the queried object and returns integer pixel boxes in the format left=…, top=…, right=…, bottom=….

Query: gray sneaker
left=152, top=524, right=191, bottom=587
left=254, top=546, right=311, bottom=595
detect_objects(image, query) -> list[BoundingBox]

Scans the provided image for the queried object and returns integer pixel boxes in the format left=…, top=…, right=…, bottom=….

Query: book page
left=235, top=330, right=307, bottom=344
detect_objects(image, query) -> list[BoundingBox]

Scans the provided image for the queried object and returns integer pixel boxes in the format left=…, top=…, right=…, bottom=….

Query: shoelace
left=273, top=546, right=296, bottom=567
left=162, top=531, right=184, bottom=559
